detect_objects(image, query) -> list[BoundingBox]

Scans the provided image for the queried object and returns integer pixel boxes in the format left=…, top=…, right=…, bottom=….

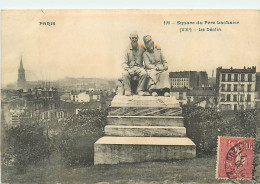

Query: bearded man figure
left=121, top=32, right=149, bottom=96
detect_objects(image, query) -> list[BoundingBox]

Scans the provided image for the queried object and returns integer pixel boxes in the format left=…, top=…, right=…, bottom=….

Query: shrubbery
left=183, top=105, right=260, bottom=181
left=182, top=105, right=258, bottom=155
left=58, top=108, right=108, bottom=166
left=3, top=108, right=108, bottom=174
left=4, top=120, right=53, bottom=173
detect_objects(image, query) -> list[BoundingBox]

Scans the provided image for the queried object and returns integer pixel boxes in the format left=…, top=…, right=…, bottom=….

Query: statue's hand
left=156, top=65, right=165, bottom=71
left=164, top=66, right=168, bottom=70
left=128, top=68, right=135, bottom=75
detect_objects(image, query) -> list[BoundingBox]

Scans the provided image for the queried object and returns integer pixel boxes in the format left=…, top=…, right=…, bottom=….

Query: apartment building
left=216, top=66, right=256, bottom=111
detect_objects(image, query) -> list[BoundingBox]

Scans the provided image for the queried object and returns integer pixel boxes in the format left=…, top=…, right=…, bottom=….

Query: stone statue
left=121, top=32, right=150, bottom=96
left=143, top=35, right=171, bottom=97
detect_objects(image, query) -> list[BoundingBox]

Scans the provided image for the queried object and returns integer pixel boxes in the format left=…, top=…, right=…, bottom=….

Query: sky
left=1, top=10, right=260, bottom=86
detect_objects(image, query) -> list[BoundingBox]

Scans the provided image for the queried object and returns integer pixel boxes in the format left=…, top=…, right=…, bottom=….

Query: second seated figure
left=143, top=35, right=171, bottom=97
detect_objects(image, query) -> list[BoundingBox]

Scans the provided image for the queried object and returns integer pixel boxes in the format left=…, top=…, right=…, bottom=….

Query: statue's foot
left=125, top=91, right=131, bottom=96
left=149, top=84, right=156, bottom=90
left=143, top=91, right=150, bottom=96
left=164, top=92, right=170, bottom=97
left=138, top=91, right=147, bottom=96
left=152, top=92, right=158, bottom=97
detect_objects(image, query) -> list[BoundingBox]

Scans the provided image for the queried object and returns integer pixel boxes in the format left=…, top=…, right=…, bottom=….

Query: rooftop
left=187, top=89, right=216, bottom=96
left=217, top=66, right=256, bottom=73
left=169, top=71, right=190, bottom=78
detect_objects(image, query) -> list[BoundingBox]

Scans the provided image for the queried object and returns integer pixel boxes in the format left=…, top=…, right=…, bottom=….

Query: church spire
left=19, top=56, right=24, bottom=70
left=17, top=55, right=27, bottom=89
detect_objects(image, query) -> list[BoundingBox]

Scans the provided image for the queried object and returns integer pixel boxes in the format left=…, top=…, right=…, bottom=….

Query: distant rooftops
left=187, top=89, right=216, bottom=96
left=217, top=66, right=256, bottom=73
left=169, top=71, right=208, bottom=78
left=169, top=71, right=190, bottom=78
left=70, top=90, right=102, bottom=95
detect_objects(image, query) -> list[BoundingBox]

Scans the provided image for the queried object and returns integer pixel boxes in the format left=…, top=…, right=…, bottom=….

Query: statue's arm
left=160, top=50, right=168, bottom=70
left=122, top=51, right=130, bottom=70
left=143, top=53, right=156, bottom=70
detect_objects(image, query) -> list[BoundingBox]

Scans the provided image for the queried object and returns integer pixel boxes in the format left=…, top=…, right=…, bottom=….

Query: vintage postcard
left=1, top=10, right=260, bottom=183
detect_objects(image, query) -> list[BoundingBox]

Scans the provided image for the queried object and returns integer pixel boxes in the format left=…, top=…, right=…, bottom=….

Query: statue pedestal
left=110, top=95, right=180, bottom=107
left=94, top=95, right=196, bottom=165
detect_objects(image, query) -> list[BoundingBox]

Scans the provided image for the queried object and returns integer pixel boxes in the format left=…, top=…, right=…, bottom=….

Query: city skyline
left=4, top=59, right=250, bottom=88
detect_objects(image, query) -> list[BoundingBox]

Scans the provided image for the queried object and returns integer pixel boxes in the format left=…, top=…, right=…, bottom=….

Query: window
left=227, top=84, right=231, bottom=92
left=234, top=74, right=238, bottom=81
left=241, top=74, right=245, bottom=82
left=248, top=74, right=252, bottom=82
left=221, top=94, right=225, bottom=101
left=247, top=94, right=251, bottom=102
left=233, top=84, right=237, bottom=92
left=247, top=84, right=252, bottom=92
left=233, top=95, right=237, bottom=102
left=240, top=94, right=244, bottom=102
left=241, top=84, right=244, bottom=92
left=221, top=84, right=225, bottom=91
left=234, top=104, right=237, bottom=111
left=227, top=94, right=231, bottom=101
left=222, top=74, right=226, bottom=82
left=228, top=74, right=231, bottom=81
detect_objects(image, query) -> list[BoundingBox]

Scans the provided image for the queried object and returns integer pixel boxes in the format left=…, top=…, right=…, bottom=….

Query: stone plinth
left=107, top=116, right=184, bottom=126
left=94, top=95, right=196, bottom=165
left=105, top=125, right=186, bottom=137
left=94, top=137, right=195, bottom=165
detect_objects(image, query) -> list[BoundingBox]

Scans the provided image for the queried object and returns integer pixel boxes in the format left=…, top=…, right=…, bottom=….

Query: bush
left=182, top=105, right=258, bottom=155
left=4, top=120, right=52, bottom=174
left=58, top=108, right=108, bottom=166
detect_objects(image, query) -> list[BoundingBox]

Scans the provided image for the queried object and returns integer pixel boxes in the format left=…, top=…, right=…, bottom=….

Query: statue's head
left=129, top=32, right=138, bottom=48
left=143, top=35, right=154, bottom=51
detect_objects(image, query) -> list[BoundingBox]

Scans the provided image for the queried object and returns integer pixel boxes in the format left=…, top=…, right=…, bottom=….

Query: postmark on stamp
left=217, top=136, right=254, bottom=180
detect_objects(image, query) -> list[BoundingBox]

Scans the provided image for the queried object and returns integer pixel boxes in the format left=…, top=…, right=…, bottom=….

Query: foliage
left=58, top=108, right=108, bottom=166
left=182, top=106, right=220, bottom=155
left=4, top=119, right=53, bottom=174
left=183, top=105, right=260, bottom=182
left=182, top=105, right=258, bottom=155
left=253, top=140, right=260, bottom=182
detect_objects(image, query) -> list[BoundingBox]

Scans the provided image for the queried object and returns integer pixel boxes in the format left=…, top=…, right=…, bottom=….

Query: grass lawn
left=2, top=155, right=257, bottom=184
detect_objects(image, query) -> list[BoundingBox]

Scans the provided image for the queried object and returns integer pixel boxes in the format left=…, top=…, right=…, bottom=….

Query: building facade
left=255, top=72, right=260, bottom=108
left=169, top=71, right=208, bottom=89
left=216, top=66, right=256, bottom=111
left=1, top=87, right=65, bottom=127
left=70, top=91, right=101, bottom=103
left=187, top=89, right=216, bottom=108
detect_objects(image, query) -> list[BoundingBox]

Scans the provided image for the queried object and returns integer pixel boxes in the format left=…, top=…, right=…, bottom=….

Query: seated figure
left=121, top=32, right=149, bottom=96
left=143, top=35, right=171, bottom=97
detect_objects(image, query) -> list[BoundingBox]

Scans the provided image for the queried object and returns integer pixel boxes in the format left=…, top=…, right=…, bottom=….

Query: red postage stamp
left=217, top=136, right=254, bottom=180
